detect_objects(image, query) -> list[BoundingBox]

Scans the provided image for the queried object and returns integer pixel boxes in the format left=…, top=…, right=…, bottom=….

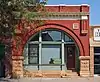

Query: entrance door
left=65, top=45, right=75, bottom=70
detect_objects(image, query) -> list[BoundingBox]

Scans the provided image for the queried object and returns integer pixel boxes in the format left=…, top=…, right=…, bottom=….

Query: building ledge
left=45, top=4, right=90, bottom=7
left=81, top=30, right=88, bottom=34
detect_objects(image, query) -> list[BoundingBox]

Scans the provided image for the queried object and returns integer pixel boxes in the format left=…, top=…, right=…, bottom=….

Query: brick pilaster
left=90, top=46, right=94, bottom=76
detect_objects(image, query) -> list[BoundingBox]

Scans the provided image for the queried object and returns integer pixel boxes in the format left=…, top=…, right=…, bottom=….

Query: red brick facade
left=12, top=5, right=90, bottom=77
left=13, top=5, right=90, bottom=56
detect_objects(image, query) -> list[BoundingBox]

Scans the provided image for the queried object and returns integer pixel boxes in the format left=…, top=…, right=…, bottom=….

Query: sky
left=43, top=0, right=100, bottom=26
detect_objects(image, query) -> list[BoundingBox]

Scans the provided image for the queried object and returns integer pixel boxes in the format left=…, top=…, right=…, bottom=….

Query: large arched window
left=23, top=29, right=79, bottom=71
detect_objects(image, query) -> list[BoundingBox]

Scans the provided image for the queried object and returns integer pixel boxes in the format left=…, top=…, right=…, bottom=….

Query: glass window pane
left=28, top=44, right=39, bottom=64
left=42, top=30, right=61, bottom=41
left=30, top=33, right=39, bottom=41
left=29, top=57, right=38, bottom=64
left=94, top=55, right=100, bottom=64
left=94, top=65, right=100, bottom=74
left=42, top=44, right=61, bottom=64
left=94, top=47, right=100, bottom=53
left=23, top=45, right=28, bottom=65
left=64, top=34, right=73, bottom=42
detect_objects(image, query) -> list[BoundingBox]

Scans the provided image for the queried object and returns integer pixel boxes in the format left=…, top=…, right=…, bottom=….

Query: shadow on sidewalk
left=0, top=78, right=10, bottom=82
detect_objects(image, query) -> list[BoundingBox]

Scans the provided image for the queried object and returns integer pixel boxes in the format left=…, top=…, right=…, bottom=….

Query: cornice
left=36, top=12, right=89, bottom=17
left=14, top=11, right=89, bottom=20
left=33, top=12, right=89, bottom=20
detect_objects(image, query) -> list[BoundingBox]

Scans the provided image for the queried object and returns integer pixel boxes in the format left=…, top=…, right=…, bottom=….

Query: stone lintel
left=79, top=56, right=90, bottom=60
left=12, top=56, right=24, bottom=60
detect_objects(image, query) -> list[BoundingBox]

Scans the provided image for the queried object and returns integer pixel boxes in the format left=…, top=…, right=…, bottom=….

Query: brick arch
left=22, top=24, right=84, bottom=56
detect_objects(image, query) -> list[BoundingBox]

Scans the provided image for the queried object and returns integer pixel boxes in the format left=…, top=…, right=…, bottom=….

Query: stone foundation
left=11, top=55, right=79, bottom=78
left=12, top=56, right=24, bottom=78
left=23, top=70, right=65, bottom=78
left=12, top=55, right=91, bottom=78
left=79, top=56, right=90, bottom=77
left=23, top=70, right=78, bottom=78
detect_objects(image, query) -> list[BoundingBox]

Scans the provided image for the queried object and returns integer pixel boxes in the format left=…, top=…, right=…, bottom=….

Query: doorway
left=23, top=29, right=80, bottom=72
left=65, top=45, right=76, bottom=70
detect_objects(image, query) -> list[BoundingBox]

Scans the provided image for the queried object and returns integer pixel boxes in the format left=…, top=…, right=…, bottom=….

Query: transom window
left=42, top=30, right=61, bottom=41
left=23, top=29, right=74, bottom=70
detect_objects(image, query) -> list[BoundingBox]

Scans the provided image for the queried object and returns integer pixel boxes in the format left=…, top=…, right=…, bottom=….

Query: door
left=65, top=45, right=75, bottom=70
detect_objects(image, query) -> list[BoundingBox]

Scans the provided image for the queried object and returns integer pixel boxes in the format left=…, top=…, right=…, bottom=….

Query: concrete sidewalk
left=0, top=77, right=98, bottom=82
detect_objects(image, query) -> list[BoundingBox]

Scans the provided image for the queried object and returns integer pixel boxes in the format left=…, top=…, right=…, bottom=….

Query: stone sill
left=81, top=30, right=88, bottom=34
left=79, top=56, right=90, bottom=60
left=12, top=56, right=24, bottom=60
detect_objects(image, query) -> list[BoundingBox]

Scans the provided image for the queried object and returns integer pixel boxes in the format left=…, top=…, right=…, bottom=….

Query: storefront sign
left=94, top=28, right=100, bottom=41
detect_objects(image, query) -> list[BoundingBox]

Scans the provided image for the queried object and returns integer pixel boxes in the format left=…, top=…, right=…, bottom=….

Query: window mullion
left=39, top=31, right=42, bottom=70
left=61, top=32, right=65, bottom=70
left=24, top=43, right=29, bottom=65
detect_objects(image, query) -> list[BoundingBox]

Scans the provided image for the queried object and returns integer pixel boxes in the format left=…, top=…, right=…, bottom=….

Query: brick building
left=90, top=26, right=100, bottom=76
left=0, top=4, right=91, bottom=78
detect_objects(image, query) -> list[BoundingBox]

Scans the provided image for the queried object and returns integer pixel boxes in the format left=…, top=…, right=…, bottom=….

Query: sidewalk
left=0, top=77, right=97, bottom=82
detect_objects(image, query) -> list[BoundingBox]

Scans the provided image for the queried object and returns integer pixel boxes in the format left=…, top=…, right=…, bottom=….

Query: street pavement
left=0, top=77, right=100, bottom=82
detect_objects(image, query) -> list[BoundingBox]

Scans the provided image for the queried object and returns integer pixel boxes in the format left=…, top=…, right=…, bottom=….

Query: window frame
left=41, top=44, right=62, bottom=65
left=28, top=44, right=39, bottom=64
left=24, top=29, right=75, bottom=70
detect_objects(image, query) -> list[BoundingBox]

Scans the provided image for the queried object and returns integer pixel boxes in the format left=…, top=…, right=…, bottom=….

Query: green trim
left=29, top=41, right=74, bottom=44
left=42, top=42, right=62, bottom=44
left=23, top=64, right=65, bottom=66
left=0, top=44, right=5, bottom=60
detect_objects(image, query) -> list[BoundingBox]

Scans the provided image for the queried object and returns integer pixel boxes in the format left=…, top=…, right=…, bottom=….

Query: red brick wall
left=45, top=5, right=89, bottom=12
left=12, top=5, right=90, bottom=57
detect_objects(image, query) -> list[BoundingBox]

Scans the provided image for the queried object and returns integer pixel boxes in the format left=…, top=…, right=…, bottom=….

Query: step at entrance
left=24, top=70, right=79, bottom=78
left=62, top=70, right=79, bottom=78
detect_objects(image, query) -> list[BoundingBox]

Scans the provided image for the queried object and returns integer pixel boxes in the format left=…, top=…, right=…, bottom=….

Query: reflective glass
left=28, top=44, right=39, bottom=64
left=94, top=55, right=100, bottom=64
left=42, top=30, right=61, bottom=41
left=64, top=34, right=73, bottom=42
left=30, top=33, right=39, bottom=41
left=41, top=44, right=61, bottom=64
left=94, top=65, right=100, bottom=74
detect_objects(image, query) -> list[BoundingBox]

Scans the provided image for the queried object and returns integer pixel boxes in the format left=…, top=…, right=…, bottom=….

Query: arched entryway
left=18, top=24, right=87, bottom=77
left=23, top=27, right=81, bottom=73
left=23, top=24, right=84, bottom=57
